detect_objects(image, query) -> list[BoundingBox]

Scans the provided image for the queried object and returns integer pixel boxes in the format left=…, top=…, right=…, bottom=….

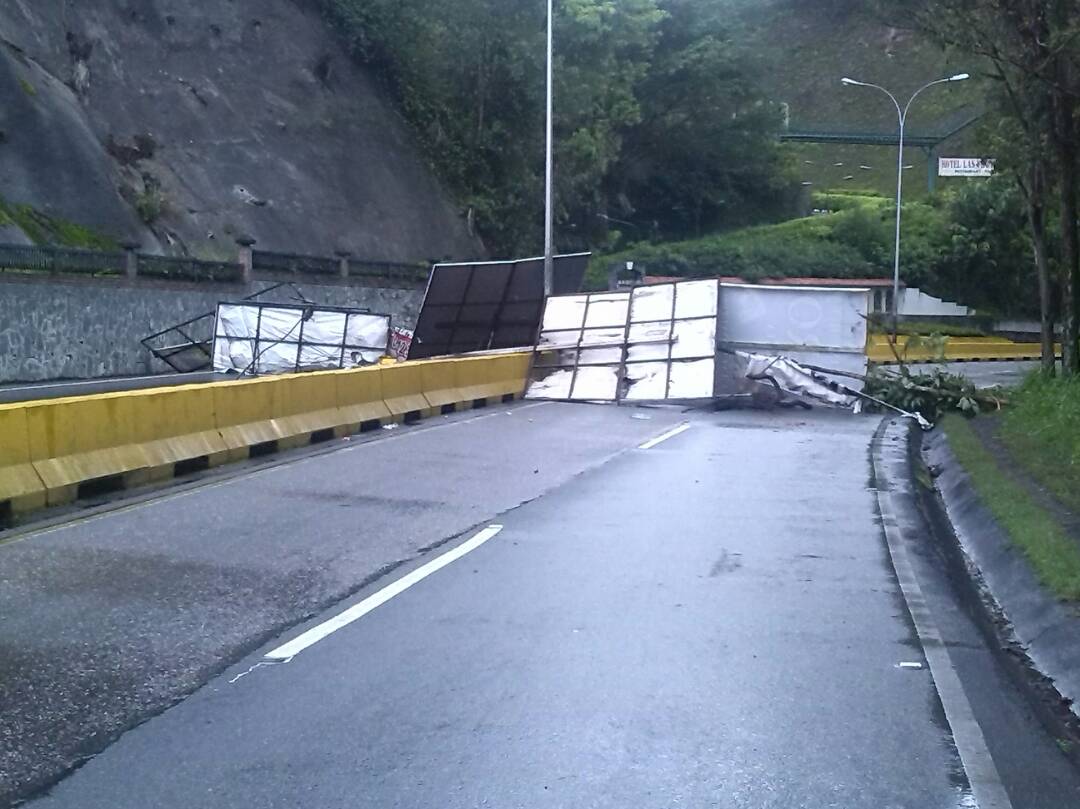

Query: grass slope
left=1000, top=376, right=1080, bottom=514
left=735, top=0, right=985, bottom=198
left=943, top=413, right=1080, bottom=602
left=587, top=191, right=952, bottom=289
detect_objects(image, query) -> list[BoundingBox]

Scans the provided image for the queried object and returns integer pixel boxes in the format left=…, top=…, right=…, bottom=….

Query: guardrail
left=251, top=250, right=429, bottom=283
left=0, top=353, right=529, bottom=523
left=0, top=242, right=429, bottom=287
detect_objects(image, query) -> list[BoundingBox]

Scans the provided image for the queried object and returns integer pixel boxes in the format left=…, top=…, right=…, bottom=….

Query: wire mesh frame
left=529, top=292, right=632, bottom=401
left=141, top=283, right=312, bottom=373
left=213, top=301, right=391, bottom=375
left=527, top=281, right=720, bottom=402
left=620, top=281, right=719, bottom=401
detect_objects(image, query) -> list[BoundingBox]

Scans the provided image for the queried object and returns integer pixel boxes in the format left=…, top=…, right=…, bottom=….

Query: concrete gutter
left=913, top=424, right=1080, bottom=751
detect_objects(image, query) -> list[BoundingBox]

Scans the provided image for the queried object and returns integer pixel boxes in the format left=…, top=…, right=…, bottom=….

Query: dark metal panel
left=408, top=253, right=590, bottom=360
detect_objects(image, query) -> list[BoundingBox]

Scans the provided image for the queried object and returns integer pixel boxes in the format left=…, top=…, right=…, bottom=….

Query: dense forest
left=322, top=0, right=1080, bottom=374
left=319, top=0, right=796, bottom=256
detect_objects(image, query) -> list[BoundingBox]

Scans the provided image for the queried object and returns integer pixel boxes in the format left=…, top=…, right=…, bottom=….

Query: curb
left=911, top=423, right=1080, bottom=756
left=872, top=355, right=1044, bottom=366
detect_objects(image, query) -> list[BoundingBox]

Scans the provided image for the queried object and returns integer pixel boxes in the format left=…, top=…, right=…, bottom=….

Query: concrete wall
left=899, top=288, right=973, bottom=318
left=0, top=275, right=423, bottom=383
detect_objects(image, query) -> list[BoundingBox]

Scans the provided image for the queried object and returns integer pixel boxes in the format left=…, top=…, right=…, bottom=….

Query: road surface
left=2, top=403, right=1078, bottom=807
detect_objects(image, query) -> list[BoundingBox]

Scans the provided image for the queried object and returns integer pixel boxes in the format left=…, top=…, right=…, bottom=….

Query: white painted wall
left=898, top=288, right=973, bottom=317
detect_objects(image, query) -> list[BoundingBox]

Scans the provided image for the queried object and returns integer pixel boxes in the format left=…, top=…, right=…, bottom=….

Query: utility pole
left=543, top=0, right=555, bottom=297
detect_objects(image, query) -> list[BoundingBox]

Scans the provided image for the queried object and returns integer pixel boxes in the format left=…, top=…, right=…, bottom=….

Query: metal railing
left=252, top=249, right=429, bottom=283
left=0, top=242, right=430, bottom=287
left=0, top=244, right=125, bottom=276
left=252, top=250, right=339, bottom=276
left=137, top=254, right=243, bottom=283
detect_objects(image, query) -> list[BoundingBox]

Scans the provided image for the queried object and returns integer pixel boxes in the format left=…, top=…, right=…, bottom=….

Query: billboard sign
left=938, top=157, right=995, bottom=177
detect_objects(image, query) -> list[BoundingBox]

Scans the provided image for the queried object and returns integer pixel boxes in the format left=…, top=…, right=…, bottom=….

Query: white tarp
left=212, top=303, right=390, bottom=374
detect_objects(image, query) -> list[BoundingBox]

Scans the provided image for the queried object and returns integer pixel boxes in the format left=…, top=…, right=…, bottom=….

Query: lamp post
left=543, top=0, right=555, bottom=296
left=841, top=73, right=969, bottom=335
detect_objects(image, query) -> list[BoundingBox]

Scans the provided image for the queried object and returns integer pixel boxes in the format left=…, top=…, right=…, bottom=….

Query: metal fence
left=0, top=244, right=126, bottom=276
left=252, top=249, right=429, bottom=283
left=0, top=242, right=429, bottom=287
left=252, top=250, right=339, bottom=276
left=137, top=254, right=242, bottom=283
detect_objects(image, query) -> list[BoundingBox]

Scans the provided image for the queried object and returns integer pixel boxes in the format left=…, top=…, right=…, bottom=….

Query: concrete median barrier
left=867, top=334, right=1054, bottom=364
left=0, top=404, right=47, bottom=516
left=0, top=353, right=530, bottom=522
left=335, top=366, right=393, bottom=429
left=381, top=361, right=435, bottom=418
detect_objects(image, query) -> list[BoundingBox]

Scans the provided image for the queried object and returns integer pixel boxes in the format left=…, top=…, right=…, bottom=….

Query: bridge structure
left=779, top=111, right=984, bottom=192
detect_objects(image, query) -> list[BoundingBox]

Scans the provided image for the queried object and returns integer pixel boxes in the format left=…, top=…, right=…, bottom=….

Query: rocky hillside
left=0, top=0, right=481, bottom=261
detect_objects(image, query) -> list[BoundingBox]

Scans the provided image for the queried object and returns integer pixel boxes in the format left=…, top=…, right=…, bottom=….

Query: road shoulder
left=918, top=423, right=1080, bottom=760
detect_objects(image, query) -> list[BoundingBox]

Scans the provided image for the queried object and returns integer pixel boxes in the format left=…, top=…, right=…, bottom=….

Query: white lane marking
left=874, top=423, right=1013, bottom=809
left=264, top=525, right=504, bottom=661
left=638, top=422, right=691, bottom=450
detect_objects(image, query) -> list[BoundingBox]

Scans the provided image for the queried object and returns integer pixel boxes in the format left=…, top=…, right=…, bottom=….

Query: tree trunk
left=1026, top=162, right=1056, bottom=374
left=1053, top=89, right=1080, bottom=373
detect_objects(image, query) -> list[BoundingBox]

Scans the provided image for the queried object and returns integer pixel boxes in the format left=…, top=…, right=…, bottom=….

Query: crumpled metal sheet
left=735, top=351, right=856, bottom=407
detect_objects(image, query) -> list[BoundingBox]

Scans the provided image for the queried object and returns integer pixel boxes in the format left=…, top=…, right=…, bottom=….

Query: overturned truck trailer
left=525, top=280, right=871, bottom=408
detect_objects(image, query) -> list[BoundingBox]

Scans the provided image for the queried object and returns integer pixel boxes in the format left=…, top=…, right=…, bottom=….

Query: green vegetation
left=732, top=0, right=982, bottom=199
left=134, top=187, right=166, bottom=226
left=321, top=0, right=795, bottom=256
left=943, top=414, right=1080, bottom=601
left=18, top=77, right=36, bottom=97
left=590, top=178, right=1037, bottom=318
left=869, top=319, right=988, bottom=338
left=1000, top=375, right=1080, bottom=514
left=0, top=199, right=119, bottom=250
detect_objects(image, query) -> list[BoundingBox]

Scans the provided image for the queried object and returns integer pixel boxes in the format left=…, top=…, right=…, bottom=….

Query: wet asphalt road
left=5, top=404, right=1080, bottom=807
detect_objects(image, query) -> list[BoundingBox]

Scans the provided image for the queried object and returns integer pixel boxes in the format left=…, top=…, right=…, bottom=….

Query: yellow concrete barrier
left=271, top=370, right=350, bottom=448
left=128, top=384, right=229, bottom=473
left=380, top=362, right=433, bottom=416
left=336, top=366, right=392, bottom=427
left=0, top=404, right=47, bottom=514
left=867, top=334, right=1052, bottom=364
left=0, top=353, right=532, bottom=520
left=213, top=376, right=284, bottom=460
left=419, top=359, right=468, bottom=409
left=455, top=354, right=530, bottom=401
left=24, top=393, right=152, bottom=505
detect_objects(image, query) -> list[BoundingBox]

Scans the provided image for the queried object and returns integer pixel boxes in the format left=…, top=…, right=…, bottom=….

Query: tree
left=320, top=0, right=793, bottom=257
left=883, top=0, right=1080, bottom=373
left=610, top=0, right=794, bottom=241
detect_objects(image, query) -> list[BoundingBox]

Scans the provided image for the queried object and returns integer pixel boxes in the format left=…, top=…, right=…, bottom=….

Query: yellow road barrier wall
left=867, top=334, right=1056, bottom=364
left=0, top=353, right=530, bottom=519
left=0, top=404, right=46, bottom=513
left=381, top=362, right=434, bottom=416
left=336, top=366, right=392, bottom=427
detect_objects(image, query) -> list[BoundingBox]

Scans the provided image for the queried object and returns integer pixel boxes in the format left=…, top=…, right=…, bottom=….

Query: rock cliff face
left=0, top=0, right=481, bottom=261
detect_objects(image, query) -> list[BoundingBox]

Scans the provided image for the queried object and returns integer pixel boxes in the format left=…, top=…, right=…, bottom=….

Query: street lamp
left=543, top=0, right=555, bottom=296
left=841, top=73, right=969, bottom=335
